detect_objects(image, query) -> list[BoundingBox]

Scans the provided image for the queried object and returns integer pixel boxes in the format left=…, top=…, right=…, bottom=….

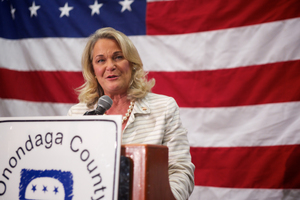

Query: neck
left=105, top=94, right=130, bottom=115
left=104, top=94, right=135, bottom=130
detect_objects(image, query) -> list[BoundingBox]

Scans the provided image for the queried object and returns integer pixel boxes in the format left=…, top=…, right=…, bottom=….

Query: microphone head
left=95, top=95, right=113, bottom=114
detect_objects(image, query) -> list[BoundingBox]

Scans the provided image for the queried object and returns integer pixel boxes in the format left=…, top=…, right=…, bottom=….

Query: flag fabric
left=1, top=0, right=300, bottom=199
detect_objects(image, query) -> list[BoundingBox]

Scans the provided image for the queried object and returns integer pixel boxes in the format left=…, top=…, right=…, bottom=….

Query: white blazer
left=68, top=93, right=195, bottom=200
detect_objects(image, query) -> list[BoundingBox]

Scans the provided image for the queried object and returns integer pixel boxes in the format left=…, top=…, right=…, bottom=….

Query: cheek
left=123, top=61, right=132, bottom=74
left=93, top=65, right=104, bottom=76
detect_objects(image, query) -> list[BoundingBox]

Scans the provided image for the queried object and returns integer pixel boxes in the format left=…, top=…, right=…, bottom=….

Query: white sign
left=0, top=116, right=122, bottom=200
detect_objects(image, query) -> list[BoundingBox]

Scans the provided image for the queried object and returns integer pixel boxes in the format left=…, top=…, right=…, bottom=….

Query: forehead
left=93, top=38, right=121, bottom=55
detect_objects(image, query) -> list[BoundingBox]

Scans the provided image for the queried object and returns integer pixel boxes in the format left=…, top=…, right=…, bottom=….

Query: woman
left=68, top=27, right=194, bottom=200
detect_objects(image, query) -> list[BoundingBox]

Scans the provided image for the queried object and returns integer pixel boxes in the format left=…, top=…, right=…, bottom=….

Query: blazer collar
left=124, top=94, right=150, bottom=131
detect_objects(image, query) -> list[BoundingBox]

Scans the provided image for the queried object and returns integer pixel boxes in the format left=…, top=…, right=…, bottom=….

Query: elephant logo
left=19, top=169, right=73, bottom=200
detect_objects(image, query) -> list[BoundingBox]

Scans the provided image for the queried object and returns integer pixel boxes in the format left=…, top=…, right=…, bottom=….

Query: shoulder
left=144, top=93, right=176, bottom=104
left=67, top=102, right=92, bottom=116
left=141, top=93, right=179, bottom=113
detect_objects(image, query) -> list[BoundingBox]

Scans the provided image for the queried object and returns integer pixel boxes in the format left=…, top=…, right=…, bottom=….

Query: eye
left=114, top=54, right=124, bottom=60
left=96, top=58, right=105, bottom=63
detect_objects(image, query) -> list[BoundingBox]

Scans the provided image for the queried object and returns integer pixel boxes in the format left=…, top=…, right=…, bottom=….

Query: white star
left=10, top=4, right=16, bottom=19
left=59, top=2, right=73, bottom=18
left=29, top=1, right=40, bottom=17
left=119, top=0, right=134, bottom=13
left=89, top=0, right=103, bottom=16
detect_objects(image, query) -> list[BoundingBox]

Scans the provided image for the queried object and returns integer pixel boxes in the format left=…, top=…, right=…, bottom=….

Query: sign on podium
left=0, top=116, right=122, bottom=200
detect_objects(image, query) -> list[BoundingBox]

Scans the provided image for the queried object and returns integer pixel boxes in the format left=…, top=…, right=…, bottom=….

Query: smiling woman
left=67, top=27, right=195, bottom=200
left=92, top=38, right=132, bottom=98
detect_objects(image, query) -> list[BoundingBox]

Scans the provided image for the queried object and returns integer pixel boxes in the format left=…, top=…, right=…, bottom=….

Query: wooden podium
left=121, top=144, right=176, bottom=200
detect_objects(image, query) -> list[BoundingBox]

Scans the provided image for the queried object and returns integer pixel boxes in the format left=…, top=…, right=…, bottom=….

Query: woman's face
left=92, top=38, right=132, bottom=97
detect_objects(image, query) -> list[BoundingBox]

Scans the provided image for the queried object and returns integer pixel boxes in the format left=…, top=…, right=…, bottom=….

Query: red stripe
left=148, top=60, right=300, bottom=107
left=190, top=145, right=300, bottom=188
left=1, top=60, right=300, bottom=106
left=0, top=69, right=83, bottom=103
left=146, top=0, right=300, bottom=35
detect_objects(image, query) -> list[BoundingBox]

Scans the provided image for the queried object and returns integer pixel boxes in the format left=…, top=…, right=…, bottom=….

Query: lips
left=106, top=74, right=119, bottom=79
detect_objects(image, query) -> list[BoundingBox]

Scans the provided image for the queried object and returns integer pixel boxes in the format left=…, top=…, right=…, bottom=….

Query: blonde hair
left=77, top=27, right=155, bottom=108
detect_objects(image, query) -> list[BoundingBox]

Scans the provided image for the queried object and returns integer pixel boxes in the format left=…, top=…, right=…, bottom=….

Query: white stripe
left=1, top=18, right=299, bottom=72
left=133, top=18, right=300, bottom=71
left=181, top=101, right=300, bottom=147
left=189, top=186, right=300, bottom=200
left=0, top=98, right=73, bottom=117
left=0, top=37, right=87, bottom=71
left=2, top=99, right=300, bottom=148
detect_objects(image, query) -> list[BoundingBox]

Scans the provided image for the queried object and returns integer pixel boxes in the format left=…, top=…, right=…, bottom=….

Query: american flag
left=1, top=0, right=300, bottom=199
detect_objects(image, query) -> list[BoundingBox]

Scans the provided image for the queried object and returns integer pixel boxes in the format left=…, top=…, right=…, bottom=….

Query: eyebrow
left=113, top=51, right=123, bottom=55
left=95, top=51, right=123, bottom=57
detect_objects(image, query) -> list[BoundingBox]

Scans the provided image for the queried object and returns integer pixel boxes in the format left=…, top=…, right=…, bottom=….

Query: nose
left=106, top=59, right=116, bottom=71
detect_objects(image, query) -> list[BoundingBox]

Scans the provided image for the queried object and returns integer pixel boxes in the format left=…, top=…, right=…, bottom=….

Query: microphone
left=84, top=95, right=113, bottom=115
